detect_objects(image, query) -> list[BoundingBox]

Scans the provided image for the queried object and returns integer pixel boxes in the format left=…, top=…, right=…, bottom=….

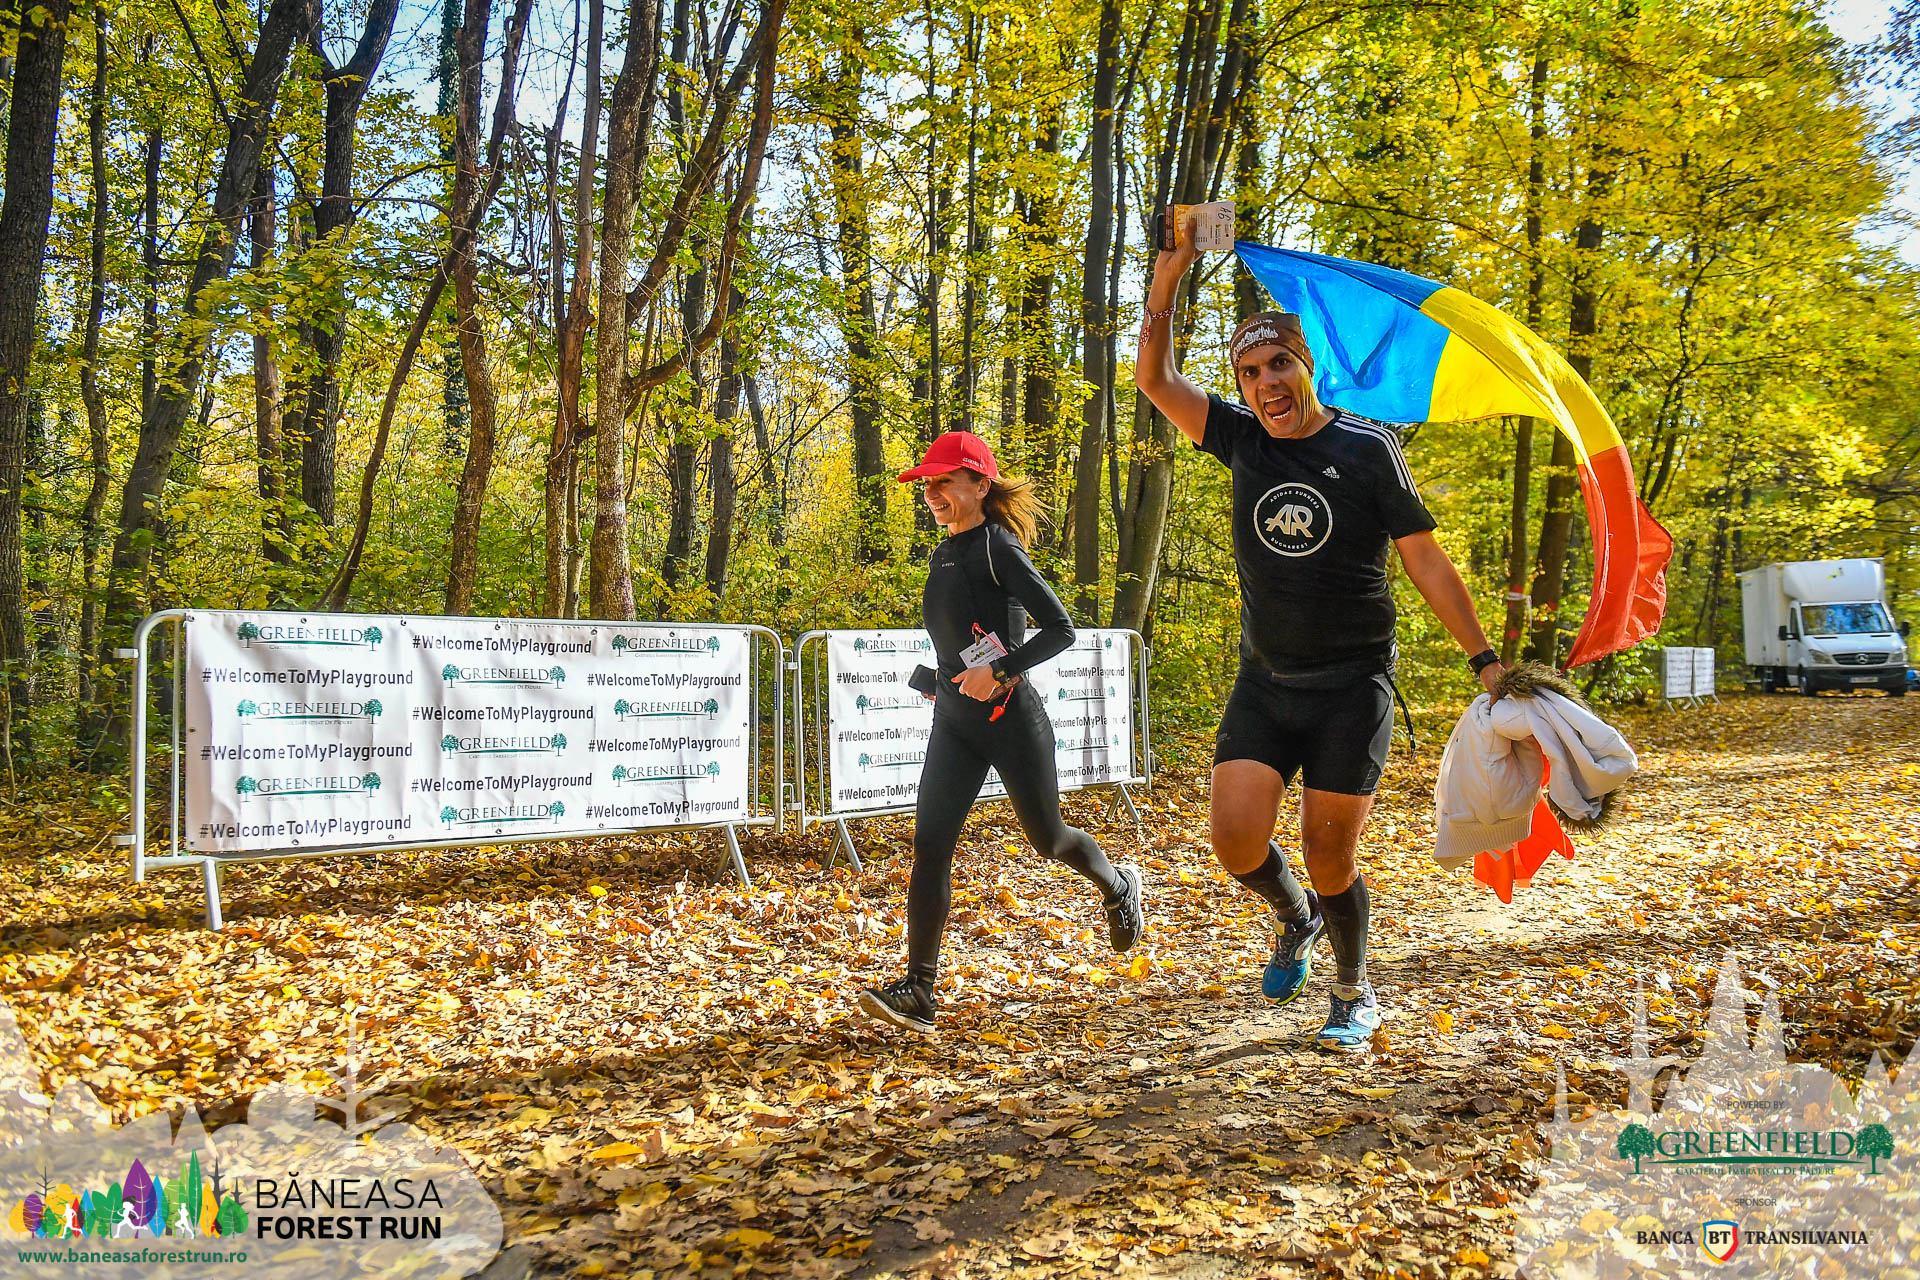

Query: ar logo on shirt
left=1254, top=482, right=1332, bottom=557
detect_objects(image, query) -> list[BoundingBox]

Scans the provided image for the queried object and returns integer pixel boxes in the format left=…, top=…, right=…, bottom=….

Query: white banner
left=1690, top=647, right=1716, bottom=698
left=183, top=612, right=753, bottom=852
left=822, top=628, right=1135, bottom=818
left=1661, top=647, right=1695, bottom=700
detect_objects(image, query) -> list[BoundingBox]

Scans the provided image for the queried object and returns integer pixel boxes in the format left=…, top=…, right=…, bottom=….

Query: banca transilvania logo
left=1514, top=952, right=1915, bottom=1279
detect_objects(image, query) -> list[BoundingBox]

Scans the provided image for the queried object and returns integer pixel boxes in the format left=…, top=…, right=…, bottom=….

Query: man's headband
left=1229, top=311, right=1315, bottom=373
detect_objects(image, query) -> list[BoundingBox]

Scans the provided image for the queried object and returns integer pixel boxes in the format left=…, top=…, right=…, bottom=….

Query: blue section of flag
left=1232, top=241, right=1449, bottom=424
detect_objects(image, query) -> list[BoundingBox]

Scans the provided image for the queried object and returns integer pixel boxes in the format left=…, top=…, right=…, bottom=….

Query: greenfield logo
left=853, top=693, right=925, bottom=713
left=610, top=634, right=723, bottom=654
left=857, top=751, right=924, bottom=769
left=438, top=801, right=565, bottom=826
left=440, top=663, right=566, bottom=686
left=612, top=698, right=721, bottom=721
left=1056, top=685, right=1118, bottom=702
left=236, top=620, right=383, bottom=649
left=610, top=762, right=724, bottom=784
left=235, top=773, right=381, bottom=801
left=852, top=636, right=933, bottom=654
left=439, top=732, right=567, bottom=756
left=236, top=697, right=384, bottom=723
left=1615, top=1122, right=1894, bottom=1174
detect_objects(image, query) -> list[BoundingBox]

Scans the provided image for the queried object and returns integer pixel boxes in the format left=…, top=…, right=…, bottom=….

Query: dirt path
left=3, top=694, right=1916, bottom=1279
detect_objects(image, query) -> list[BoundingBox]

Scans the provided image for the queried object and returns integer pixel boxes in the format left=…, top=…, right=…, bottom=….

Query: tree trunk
left=545, top=0, right=603, bottom=616
left=297, top=0, right=401, bottom=529
left=316, top=0, right=532, bottom=614
left=140, top=38, right=159, bottom=423
left=0, top=0, right=70, bottom=762
left=443, top=0, right=502, bottom=615
left=590, top=0, right=662, bottom=620
left=251, top=159, right=290, bottom=568
left=91, top=0, right=310, bottom=757
left=1073, top=0, right=1120, bottom=617
left=826, top=46, right=888, bottom=563
left=1019, top=113, right=1063, bottom=524
left=1529, top=184, right=1607, bottom=663
left=705, top=297, right=743, bottom=602
left=77, top=12, right=113, bottom=748
left=1503, top=53, right=1549, bottom=665
left=1114, top=0, right=1233, bottom=632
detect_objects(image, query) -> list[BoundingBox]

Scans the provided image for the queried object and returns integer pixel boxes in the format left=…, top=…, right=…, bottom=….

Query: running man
left=1135, top=226, right=1507, bottom=1052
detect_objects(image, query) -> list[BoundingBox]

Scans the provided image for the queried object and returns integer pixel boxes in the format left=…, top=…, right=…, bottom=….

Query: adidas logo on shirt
left=1323, top=466, right=1341, bottom=479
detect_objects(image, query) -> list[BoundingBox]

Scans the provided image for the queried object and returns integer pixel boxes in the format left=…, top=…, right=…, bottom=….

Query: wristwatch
left=1467, top=648, right=1501, bottom=676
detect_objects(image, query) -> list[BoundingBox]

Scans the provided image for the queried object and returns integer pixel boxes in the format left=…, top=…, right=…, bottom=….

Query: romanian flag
left=1234, top=241, right=1672, bottom=668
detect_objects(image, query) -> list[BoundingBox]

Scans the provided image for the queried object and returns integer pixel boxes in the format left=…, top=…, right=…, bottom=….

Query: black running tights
left=905, top=685, right=1121, bottom=986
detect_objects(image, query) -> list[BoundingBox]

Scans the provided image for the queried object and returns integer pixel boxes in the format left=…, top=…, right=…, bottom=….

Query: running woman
left=858, top=431, right=1147, bottom=1036
left=1134, top=225, right=1507, bottom=1053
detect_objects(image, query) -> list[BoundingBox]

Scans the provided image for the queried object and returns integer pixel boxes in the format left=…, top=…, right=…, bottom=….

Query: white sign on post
left=822, top=628, right=1135, bottom=818
left=1691, top=647, right=1717, bottom=699
left=1029, top=631, right=1135, bottom=790
left=183, top=612, right=753, bottom=852
left=1661, top=647, right=1695, bottom=702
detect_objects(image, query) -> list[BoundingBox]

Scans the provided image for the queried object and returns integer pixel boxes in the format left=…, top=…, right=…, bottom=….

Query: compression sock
left=1045, top=827, right=1126, bottom=901
left=1231, top=840, right=1311, bottom=924
left=1319, top=874, right=1371, bottom=986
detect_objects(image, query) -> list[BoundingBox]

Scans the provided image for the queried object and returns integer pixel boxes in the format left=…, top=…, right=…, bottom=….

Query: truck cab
left=1780, top=599, right=1907, bottom=695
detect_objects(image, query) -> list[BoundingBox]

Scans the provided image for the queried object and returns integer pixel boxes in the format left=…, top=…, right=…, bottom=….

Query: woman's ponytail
left=976, top=471, right=1044, bottom=547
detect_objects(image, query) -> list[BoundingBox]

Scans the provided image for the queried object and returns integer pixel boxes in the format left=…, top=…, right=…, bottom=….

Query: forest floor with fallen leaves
left=4, top=692, right=1917, bottom=1279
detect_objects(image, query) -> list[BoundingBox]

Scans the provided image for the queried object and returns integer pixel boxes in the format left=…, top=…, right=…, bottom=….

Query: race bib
left=959, top=630, right=1008, bottom=669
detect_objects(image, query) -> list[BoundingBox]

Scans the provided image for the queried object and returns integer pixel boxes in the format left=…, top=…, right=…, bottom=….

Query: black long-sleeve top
left=923, top=521, right=1074, bottom=713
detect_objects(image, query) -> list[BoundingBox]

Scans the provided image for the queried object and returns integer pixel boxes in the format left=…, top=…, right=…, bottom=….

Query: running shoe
left=1316, top=981, right=1382, bottom=1053
left=858, top=977, right=937, bottom=1036
left=1262, top=888, right=1323, bottom=1006
left=1105, top=863, right=1147, bottom=952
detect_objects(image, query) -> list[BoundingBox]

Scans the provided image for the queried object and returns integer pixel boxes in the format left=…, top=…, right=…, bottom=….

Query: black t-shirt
left=923, top=521, right=1075, bottom=715
left=1195, top=394, right=1437, bottom=685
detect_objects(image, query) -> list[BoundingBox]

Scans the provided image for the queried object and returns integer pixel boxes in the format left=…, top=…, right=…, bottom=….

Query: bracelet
left=1142, top=302, right=1176, bottom=327
left=1467, top=648, right=1501, bottom=675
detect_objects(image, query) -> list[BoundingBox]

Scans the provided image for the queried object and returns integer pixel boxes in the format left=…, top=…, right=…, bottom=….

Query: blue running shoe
left=1262, top=890, right=1323, bottom=1005
left=1316, top=982, right=1382, bottom=1053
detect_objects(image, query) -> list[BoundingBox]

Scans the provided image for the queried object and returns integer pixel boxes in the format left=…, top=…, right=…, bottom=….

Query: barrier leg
left=825, top=818, right=864, bottom=875
left=721, top=824, right=753, bottom=890
left=202, top=859, right=225, bottom=932
left=1111, top=783, right=1147, bottom=845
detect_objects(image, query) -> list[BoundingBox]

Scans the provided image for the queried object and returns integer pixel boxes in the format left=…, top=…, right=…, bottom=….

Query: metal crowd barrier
left=124, top=610, right=785, bottom=929
left=787, top=628, right=1153, bottom=871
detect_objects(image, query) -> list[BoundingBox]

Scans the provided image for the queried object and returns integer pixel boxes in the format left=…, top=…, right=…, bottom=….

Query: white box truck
left=1738, top=558, right=1908, bottom=696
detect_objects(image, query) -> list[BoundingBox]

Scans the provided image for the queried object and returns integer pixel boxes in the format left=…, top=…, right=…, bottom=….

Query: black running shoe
left=858, top=977, right=937, bottom=1035
left=1105, top=863, right=1147, bottom=953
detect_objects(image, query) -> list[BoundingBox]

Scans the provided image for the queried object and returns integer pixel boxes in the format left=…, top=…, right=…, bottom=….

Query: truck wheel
left=1798, top=670, right=1815, bottom=696
left=1891, top=687, right=1906, bottom=698
left=1760, top=669, right=1776, bottom=694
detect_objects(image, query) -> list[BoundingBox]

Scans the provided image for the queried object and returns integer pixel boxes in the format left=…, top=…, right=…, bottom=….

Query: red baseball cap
left=897, top=431, right=1001, bottom=482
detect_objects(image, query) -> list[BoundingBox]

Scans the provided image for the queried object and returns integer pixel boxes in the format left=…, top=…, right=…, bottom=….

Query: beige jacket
left=1432, top=664, right=1637, bottom=870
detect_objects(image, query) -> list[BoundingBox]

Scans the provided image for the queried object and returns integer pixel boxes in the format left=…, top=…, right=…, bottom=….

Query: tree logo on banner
left=233, top=620, right=385, bottom=649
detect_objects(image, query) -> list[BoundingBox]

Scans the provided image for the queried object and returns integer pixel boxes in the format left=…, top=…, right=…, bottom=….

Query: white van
left=1739, top=559, right=1908, bottom=696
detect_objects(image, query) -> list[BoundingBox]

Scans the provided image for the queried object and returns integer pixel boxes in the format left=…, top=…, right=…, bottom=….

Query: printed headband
left=1229, top=312, right=1314, bottom=372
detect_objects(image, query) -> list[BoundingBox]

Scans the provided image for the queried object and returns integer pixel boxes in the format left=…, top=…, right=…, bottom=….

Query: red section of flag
left=1473, top=761, right=1579, bottom=902
left=1565, top=444, right=1672, bottom=668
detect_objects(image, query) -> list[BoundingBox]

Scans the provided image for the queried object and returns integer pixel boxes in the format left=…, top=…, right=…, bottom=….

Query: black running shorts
left=1212, top=669, right=1395, bottom=796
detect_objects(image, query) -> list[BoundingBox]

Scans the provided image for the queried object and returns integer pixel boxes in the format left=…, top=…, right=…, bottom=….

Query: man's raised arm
left=1134, top=218, right=1212, bottom=447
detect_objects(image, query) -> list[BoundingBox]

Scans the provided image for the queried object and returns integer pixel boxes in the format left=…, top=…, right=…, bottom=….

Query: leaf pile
left=2, top=693, right=1915, bottom=1278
